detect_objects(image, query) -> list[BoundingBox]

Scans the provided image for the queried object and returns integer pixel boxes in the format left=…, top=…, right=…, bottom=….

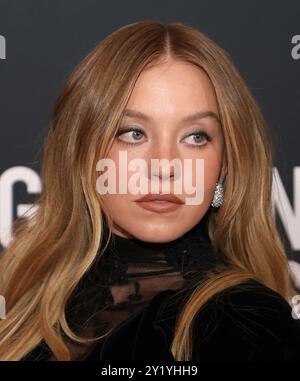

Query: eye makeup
left=115, top=126, right=212, bottom=148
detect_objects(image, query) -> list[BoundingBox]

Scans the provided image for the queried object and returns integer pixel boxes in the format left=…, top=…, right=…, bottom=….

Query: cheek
left=204, top=157, right=221, bottom=197
left=100, top=147, right=138, bottom=219
left=189, top=148, right=223, bottom=204
left=105, top=147, right=142, bottom=193
left=102, top=193, right=129, bottom=218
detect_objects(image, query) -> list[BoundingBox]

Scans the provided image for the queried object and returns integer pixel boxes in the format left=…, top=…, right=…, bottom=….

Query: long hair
left=0, top=20, right=295, bottom=361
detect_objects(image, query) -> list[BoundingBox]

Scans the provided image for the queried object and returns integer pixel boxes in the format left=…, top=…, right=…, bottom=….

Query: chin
left=132, top=225, right=186, bottom=243
left=136, top=234, right=177, bottom=243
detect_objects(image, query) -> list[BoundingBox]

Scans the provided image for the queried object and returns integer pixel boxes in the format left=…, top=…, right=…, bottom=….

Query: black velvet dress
left=22, top=214, right=300, bottom=361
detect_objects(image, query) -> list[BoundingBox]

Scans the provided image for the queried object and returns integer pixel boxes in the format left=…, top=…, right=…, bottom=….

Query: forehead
left=124, top=60, right=219, bottom=120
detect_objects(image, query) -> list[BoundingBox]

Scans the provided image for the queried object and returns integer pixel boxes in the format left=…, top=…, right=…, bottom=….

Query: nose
left=151, top=162, right=175, bottom=180
left=146, top=136, right=179, bottom=182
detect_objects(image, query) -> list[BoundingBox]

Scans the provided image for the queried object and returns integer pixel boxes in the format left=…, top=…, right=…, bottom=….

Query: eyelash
left=115, top=126, right=212, bottom=147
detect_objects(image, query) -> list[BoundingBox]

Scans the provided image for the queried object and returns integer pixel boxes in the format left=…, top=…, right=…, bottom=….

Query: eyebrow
left=122, top=108, right=221, bottom=124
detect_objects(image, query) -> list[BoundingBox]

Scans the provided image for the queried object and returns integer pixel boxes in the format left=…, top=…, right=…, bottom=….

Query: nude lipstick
left=134, top=194, right=184, bottom=213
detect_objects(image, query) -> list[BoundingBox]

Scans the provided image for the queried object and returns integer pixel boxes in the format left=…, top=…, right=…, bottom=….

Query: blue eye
left=182, top=130, right=212, bottom=147
left=116, top=127, right=146, bottom=146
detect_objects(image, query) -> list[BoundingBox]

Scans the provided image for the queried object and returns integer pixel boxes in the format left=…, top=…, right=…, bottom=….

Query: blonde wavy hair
left=0, top=20, right=296, bottom=361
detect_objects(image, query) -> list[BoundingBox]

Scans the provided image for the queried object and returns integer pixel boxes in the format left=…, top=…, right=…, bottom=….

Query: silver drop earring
left=211, top=181, right=224, bottom=208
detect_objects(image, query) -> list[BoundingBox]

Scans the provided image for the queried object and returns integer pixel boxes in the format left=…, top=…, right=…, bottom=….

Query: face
left=100, top=59, right=227, bottom=242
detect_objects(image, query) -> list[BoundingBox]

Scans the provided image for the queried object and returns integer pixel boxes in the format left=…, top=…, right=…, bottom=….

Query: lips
left=135, top=194, right=184, bottom=204
left=134, top=193, right=185, bottom=213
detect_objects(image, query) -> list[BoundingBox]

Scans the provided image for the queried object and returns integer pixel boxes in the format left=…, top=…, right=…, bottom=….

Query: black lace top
left=23, top=213, right=223, bottom=360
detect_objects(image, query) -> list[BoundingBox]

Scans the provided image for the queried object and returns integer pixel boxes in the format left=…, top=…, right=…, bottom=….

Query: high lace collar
left=96, top=212, right=221, bottom=287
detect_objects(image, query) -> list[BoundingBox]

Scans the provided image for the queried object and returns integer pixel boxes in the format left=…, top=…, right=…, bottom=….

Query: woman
left=0, top=20, right=300, bottom=361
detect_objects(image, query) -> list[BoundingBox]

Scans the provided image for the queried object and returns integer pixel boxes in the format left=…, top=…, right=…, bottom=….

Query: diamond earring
left=211, top=181, right=224, bottom=208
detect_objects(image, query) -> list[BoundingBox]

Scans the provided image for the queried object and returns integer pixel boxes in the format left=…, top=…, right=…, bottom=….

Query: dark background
left=0, top=0, right=299, bottom=285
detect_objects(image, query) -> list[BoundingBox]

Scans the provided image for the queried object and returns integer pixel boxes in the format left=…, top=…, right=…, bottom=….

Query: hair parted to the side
left=0, top=20, right=296, bottom=361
